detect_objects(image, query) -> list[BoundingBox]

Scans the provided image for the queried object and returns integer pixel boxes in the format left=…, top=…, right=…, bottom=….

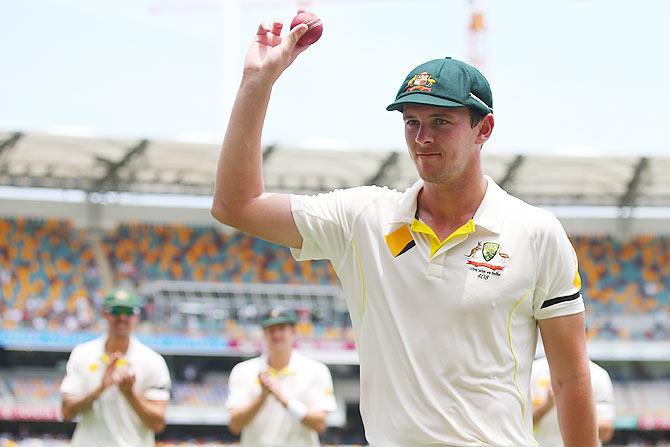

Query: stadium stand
left=6, top=375, right=60, bottom=405
left=615, top=381, right=670, bottom=419
left=2, top=218, right=669, bottom=342
left=0, top=369, right=229, bottom=409
left=575, top=235, right=670, bottom=340
left=0, top=219, right=102, bottom=333
left=171, top=374, right=229, bottom=407
left=103, top=223, right=337, bottom=285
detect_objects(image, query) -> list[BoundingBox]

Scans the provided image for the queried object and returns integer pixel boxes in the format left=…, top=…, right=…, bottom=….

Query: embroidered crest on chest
left=465, top=241, right=511, bottom=280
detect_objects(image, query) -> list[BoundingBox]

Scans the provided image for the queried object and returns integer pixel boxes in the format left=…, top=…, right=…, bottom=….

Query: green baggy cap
left=260, top=308, right=297, bottom=328
left=387, top=57, right=493, bottom=115
left=103, top=289, right=142, bottom=310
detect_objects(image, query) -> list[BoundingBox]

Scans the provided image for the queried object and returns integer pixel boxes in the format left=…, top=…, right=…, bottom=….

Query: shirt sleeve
left=60, top=346, right=84, bottom=396
left=143, top=354, right=171, bottom=401
left=225, top=363, right=256, bottom=410
left=592, top=364, right=616, bottom=421
left=306, top=363, right=337, bottom=413
left=533, top=212, right=585, bottom=320
left=289, top=187, right=383, bottom=267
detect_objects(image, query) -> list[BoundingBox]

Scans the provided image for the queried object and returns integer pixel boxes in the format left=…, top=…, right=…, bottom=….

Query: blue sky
left=1, top=0, right=668, bottom=155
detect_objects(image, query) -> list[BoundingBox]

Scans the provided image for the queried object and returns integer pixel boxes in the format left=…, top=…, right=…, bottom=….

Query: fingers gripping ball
left=290, top=10, right=323, bottom=47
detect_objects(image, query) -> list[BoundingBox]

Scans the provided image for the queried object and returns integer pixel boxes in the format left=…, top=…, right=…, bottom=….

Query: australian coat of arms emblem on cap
left=405, top=72, right=436, bottom=93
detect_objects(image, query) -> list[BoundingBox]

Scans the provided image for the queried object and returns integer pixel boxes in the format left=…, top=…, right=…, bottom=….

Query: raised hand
left=100, top=352, right=122, bottom=391
left=258, top=371, right=288, bottom=406
left=258, top=371, right=275, bottom=397
left=243, top=20, right=309, bottom=83
left=545, top=386, right=555, bottom=409
left=117, top=370, right=136, bottom=397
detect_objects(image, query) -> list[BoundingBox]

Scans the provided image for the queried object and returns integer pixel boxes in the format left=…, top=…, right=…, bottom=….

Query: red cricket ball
left=290, top=11, right=323, bottom=47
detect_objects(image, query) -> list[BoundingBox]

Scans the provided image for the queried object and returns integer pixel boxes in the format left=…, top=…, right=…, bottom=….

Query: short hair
left=468, top=107, right=487, bottom=128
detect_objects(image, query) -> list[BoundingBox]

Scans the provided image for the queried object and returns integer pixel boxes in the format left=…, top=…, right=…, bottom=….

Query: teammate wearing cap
left=531, top=343, right=615, bottom=446
left=225, top=308, right=337, bottom=447
left=211, top=18, right=597, bottom=446
left=60, top=289, right=171, bottom=447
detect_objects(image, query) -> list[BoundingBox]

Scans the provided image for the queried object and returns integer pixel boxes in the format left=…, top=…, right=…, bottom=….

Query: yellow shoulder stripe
left=384, top=225, right=414, bottom=257
left=573, top=270, right=582, bottom=289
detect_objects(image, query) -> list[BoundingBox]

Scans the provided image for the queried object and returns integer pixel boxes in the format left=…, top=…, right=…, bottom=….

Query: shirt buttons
left=426, top=262, right=442, bottom=278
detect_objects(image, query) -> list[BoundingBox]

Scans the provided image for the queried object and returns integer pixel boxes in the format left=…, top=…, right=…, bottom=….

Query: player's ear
left=475, top=114, right=494, bottom=145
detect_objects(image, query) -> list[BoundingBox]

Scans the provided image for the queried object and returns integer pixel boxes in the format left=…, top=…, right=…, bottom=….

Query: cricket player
left=211, top=18, right=597, bottom=446
left=226, top=308, right=337, bottom=446
left=532, top=353, right=615, bottom=446
left=61, top=289, right=171, bottom=447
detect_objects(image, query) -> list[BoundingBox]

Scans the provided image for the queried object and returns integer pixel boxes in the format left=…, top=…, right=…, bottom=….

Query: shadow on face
left=263, top=323, right=296, bottom=351
left=103, top=306, right=139, bottom=337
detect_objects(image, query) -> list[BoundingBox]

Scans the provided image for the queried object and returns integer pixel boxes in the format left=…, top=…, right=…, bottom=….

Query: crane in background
left=468, top=0, right=487, bottom=72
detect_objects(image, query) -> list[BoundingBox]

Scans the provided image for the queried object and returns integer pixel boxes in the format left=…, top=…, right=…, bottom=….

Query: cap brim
left=104, top=302, right=140, bottom=310
left=386, top=93, right=466, bottom=112
left=261, top=317, right=296, bottom=328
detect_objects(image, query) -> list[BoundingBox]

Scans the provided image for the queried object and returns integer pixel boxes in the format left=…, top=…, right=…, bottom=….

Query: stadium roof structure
left=1, top=131, right=669, bottom=208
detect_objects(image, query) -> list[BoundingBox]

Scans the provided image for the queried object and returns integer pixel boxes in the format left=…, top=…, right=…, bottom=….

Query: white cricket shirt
left=60, top=336, right=171, bottom=447
left=226, top=351, right=337, bottom=447
left=531, top=357, right=615, bottom=447
left=290, top=176, right=585, bottom=447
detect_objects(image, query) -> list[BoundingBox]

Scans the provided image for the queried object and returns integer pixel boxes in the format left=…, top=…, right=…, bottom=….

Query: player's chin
left=417, top=168, right=447, bottom=184
left=414, top=157, right=442, bottom=172
left=113, top=323, right=131, bottom=334
left=270, top=340, right=289, bottom=349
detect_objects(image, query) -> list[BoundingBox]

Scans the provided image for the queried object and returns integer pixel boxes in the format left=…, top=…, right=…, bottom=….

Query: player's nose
left=415, top=124, right=434, bottom=145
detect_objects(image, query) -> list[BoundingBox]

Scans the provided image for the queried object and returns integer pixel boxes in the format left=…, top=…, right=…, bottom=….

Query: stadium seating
left=573, top=236, right=670, bottom=340
left=6, top=375, right=60, bottom=404
left=0, top=369, right=228, bottom=408
left=103, top=224, right=337, bottom=285
left=614, top=381, right=670, bottom=417
left=171, top=375, right=229, bottom=407
left=0, top=218, right=103, bottom=332
left=2, top=218, right=670, bottom=341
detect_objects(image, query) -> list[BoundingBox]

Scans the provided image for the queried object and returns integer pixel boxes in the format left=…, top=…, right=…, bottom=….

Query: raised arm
left=61, top=352, right=120, bottom=421
left=211, top=20, right=310, bottom=249
left=539, top=313, right=598, bottom=447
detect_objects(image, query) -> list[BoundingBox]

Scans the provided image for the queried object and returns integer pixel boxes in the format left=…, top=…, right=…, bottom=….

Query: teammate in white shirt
left=211, top=16, right=597, bottom=446
left=60, top=289, right=171, bottom=447
left=226, top=308, right=337, bottom=447
left=532, top=354, right=615, bottom=446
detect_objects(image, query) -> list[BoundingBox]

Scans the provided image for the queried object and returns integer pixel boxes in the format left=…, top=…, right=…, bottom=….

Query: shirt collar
left=389, top=175, right=507, bottom=234
left=473, top=176, right=507, bottom=234
left=389, top=179, right=424, bottom=224
left=100, top=335, right=137, bottom=352
left=99, top=336, right=137, bottom=364
left=262, top=351, right=299, bottom=377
